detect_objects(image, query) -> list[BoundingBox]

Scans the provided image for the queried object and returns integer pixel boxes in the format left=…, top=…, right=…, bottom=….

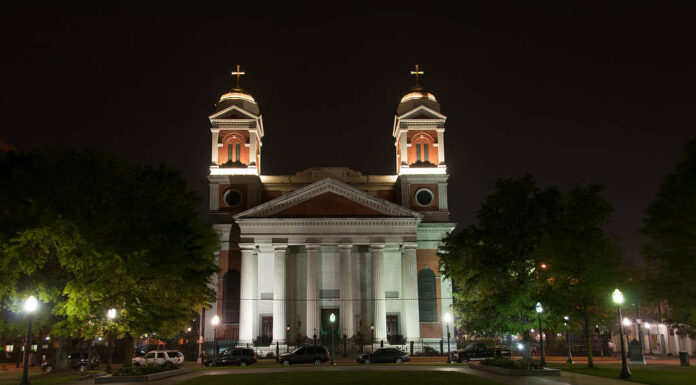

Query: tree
left=642, top=138, right=696, bottom=327
left=536, top=185, right=623, bottom=368
left=0, top=149, right=219, bottom=368
left=439, top=175, right=560, bottom=335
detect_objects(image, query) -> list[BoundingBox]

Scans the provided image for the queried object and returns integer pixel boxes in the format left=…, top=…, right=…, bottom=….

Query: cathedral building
left=206, top=66, right=455, bottom=350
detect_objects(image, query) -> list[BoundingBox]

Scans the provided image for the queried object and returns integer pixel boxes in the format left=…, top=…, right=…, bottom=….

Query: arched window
left=417, top=267, right=437, bottom=322
left=222, top=269, right=240, bottom=323
left=411, top=133, right=435, bottom=164
left=221, top=134, right=245, bottom=164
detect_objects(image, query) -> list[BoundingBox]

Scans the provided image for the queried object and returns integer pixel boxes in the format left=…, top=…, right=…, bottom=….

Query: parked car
left=131, top=350, right=185, bottom=366
left=41, top=351, right=101, bottom=374
left=453, top=343, right=511, bottom=363
left=204, top=348, right=257, bottom=366
left=357, top=348, right=410, bottom=364
left=277, top=346, right=329, bottom=365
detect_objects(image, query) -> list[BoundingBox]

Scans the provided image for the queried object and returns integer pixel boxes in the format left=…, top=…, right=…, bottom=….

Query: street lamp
left=564, top=316, right=573, bottom=364
left=535, top=302, right=545, bottom=367
left=612, top=289, right=632, bottom=380
left=444, top=312, right=453, bottom=364
left=370, top=324, right=374, bottom=351
left=106, top=308, right=117, bottom=373
left=20, top=296, right=38, bottom=385
left=211, top=315, right=220, bottom=357
left=329, top=313, right=336, bottom=365
left=286, top=325, right=291, bottom=353
left=645, top=323, right=653, bottom=354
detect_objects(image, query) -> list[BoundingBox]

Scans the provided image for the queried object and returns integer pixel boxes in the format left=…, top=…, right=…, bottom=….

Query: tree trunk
left=56, top=335, right=70, bottom=371
left=583, top=315, right=594, bottom=368
left=122, top=333, right=135, bottom=368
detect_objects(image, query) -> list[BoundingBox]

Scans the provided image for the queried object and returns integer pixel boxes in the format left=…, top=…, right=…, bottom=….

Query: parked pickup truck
left=453, top=343, right=511, bottom=363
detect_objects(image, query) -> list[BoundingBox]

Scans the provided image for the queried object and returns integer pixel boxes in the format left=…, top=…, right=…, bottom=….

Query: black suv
left=357, top=348, right=410, bottom=364
left=277, top=346, right=329, bottom=365
left=41, top=351, right=101, bottom=374
left=205, top=348, right=257, bottom=366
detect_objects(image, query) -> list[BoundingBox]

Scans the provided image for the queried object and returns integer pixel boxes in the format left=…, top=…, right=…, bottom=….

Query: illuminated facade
left=206, top=67, right=455, bottom=350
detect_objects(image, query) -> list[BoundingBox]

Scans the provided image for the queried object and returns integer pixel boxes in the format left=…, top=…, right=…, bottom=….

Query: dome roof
left=397, top=87, right=441, bottom=115
left=219, top=91, right=256, bottom=104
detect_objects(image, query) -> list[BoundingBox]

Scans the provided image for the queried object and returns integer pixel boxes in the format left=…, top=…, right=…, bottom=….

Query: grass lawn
left=179, top=371, right=501, bottom=385
left=549, top=363, right=696, bottom=385
left=0, top=373, right=81, bottom=385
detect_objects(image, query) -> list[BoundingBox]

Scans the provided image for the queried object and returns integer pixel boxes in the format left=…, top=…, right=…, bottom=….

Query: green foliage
left=439, top=175, right=560, bottom=333
left=642, top=138, right=696, bottom=327
left=114, top=361, right=179, bottom=376
left=536, top=184, right=623, bottom=367
left=440, top=175, right=623, bottom=368
left=0, top=149, right=218, bottom=344
left=481, top=358, right=543, bottom=370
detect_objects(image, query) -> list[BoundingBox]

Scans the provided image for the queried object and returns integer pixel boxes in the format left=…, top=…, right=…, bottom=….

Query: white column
left=339, top=243, right=354, bottom=337
left=305, top=243, right=320, bottom=338
left=249, top=134, right=257, bottom=165
left=273, top=244, right=288, bottom=343
left=239, top=245, right=255, bottom=344
left=401, top=244, right=420, bottom=340
left=400, top=133, right=408, bottom=165
left=251, top=250, right=258, bottom=340
left=209, top=183, right=219, bottom=211
left=437, top=130, right=445, bottom=165
left=211, top=130, right=219, bottom=165
left=371, top=244, right=387, bottom=342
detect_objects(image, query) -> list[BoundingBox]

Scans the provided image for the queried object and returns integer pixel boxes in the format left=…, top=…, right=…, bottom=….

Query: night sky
left=2, top=3, right=694, bottom=261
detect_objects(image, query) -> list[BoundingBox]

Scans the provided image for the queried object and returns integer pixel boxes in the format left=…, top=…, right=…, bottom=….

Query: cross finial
left=410, top=64, right=424, bottom=88
left=231, top=64, right=245, bottom=90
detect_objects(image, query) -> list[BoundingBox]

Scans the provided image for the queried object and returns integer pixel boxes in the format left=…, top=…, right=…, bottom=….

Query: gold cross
left=231, top=64, right=245, bottom=89
left=410, top=64, right=424, bottom=87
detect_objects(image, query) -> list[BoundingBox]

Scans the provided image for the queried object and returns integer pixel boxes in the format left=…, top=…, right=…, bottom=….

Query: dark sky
left=1, top=2, right=694, bottom=260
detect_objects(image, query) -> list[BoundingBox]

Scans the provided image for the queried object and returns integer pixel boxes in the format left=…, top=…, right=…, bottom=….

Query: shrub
left=114, top=361, right=179, bottom=376
left=481, top=359, right=543, bottom=370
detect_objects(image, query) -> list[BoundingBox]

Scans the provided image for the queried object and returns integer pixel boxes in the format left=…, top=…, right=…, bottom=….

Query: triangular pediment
left=399, top=105, right=447, bottom=120
left=234, top=178, right=422, bottom=219
left=209, top=105, right=259, bottom=120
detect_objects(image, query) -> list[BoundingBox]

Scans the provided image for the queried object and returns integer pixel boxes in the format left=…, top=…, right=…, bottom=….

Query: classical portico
left=233, top=178, right=425, bottom=344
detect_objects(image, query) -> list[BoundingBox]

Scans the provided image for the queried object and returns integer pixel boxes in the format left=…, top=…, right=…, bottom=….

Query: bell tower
left=209, top=65, right=264, bottom=176
left=393, top=65, right=449, bottom=222
left=208, top=66, right=264, bottom=215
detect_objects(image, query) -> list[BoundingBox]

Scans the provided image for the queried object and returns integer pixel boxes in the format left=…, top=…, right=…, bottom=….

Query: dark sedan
left=278, top=346, right=329, bottom=365
left=205, top=348, right=257, bottom=366
left=357, top=348, right=410, bottom=364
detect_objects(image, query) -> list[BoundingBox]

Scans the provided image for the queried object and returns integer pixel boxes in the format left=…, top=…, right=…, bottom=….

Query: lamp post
left=370, top=324, right=374, bottom=351
left=564, top=316, right=574, bottom=364
left=645, top=323, right=653, bottom=354
left=444, top=312, right=452, bottom=364
left=612, top=289, right=632, bottom=380
left=286, top=325, right=290, bottom=353
left=329, top=313, right=336, bottom=365
left=19, top=296, right=38, bottom=385
left=211, top=315, right=220, bottom=357
left=535, top=302, right=545, bottom=367
left=106, top=308, right=117, bottom=374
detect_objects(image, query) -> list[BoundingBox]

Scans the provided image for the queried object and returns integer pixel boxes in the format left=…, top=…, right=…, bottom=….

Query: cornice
left=234, top=177, right=423, bottom=220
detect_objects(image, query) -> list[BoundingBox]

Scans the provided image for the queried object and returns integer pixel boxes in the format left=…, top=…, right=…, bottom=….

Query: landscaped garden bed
left=95, top=362, right=190, bottom=383
left=471, top=359, right=560, bottom=376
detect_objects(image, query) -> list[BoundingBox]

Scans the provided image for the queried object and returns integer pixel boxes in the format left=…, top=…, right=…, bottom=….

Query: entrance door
left=261, top=316, right=273, bottom=344
left=387, top=314, right=400, bottom=344
left=387, top=315, right=400, bottom=336
left=320, top=309, right=339, bottom=343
